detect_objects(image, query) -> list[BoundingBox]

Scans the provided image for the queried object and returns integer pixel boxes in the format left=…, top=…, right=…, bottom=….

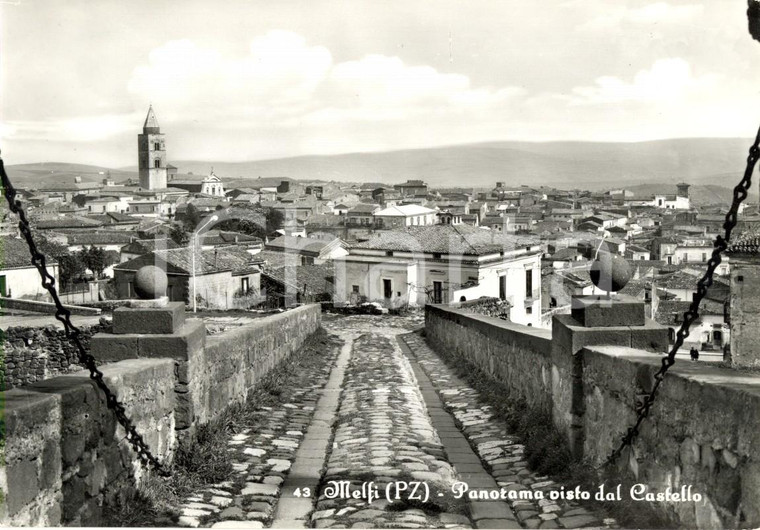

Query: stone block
left=470, top=501, right=516, bottom=520
left=112, top=302, right=186, bottom=335
left=629, top=321, right=669, bottom=353
left=552, top=314, right=667, bottom=357
left=90, top=334, right=140, bottom=362
left=6, top=459, right=39, bottom=516
left=90, top=319, right=205, bottom=362
left=175, top=391, right=195, bottom=430
left=571, top=295, right=645, bottom=327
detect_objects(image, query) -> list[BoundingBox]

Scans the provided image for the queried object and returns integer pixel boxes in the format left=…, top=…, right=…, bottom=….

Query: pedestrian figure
left=690, top=347, right=699, bottom=361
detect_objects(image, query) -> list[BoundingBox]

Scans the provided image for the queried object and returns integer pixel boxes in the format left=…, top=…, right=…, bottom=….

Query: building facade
left=137, top=105, right=167, bottom=190
left=333, top=225, right=542, bottom=325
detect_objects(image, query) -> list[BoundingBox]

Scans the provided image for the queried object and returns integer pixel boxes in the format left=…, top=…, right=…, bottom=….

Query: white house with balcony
left=333, top=225, right=542, bottom=326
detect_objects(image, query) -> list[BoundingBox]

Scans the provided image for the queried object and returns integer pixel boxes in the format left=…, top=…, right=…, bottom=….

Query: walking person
left=690, top=346, right=699, bottom=361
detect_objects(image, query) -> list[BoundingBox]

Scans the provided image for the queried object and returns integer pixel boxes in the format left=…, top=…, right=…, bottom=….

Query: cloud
left=577, top=2, right=703, bottom=31
left=127, top=31, right=333, bottom=120
left=571, top=58, right=720, bottom=104
left=1, top=114, right=138, bottom=143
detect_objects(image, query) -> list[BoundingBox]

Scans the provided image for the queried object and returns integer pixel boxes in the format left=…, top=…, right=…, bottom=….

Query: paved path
left=174, top=314, right=613, bottom=529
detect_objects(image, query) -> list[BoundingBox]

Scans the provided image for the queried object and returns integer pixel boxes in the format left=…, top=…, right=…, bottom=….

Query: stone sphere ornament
left=590, top=252, right=632, bottom=293
left=133, top=265, right=168, bottom=300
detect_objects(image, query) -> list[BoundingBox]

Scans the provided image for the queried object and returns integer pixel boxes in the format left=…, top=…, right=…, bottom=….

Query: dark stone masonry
left=1, top=320, right=110, bottom=390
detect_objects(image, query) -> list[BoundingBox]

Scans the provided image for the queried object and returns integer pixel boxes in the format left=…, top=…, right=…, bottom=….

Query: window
left=499, top=275, right=507, bottom=300
left=386, top=250, right=394, bottom=257
left=526, top=306, right=533, bottom=314
left=525, top=268, right=533, bottom=299
left=702, top=252, right=707, bottom=262
left=154, top=159, right=161, bottom=168
left=154, top=142, right=161, bottom=151
left=352, top=285, right=360, bottom=293
left=433, top=253, right=442, bottom=260
left=683, top=254, right=688, bottom=263
left=241, top=277, right=249, bottom=292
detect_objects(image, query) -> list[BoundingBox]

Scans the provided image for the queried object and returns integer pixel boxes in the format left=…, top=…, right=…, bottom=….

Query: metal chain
left=0, top=153, right=169, bottom=476
left=604, top=125, right=760, bottom=467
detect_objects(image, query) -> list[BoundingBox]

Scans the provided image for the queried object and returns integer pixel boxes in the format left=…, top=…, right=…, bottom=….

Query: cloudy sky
left=2, top=0, right=759, bottom=166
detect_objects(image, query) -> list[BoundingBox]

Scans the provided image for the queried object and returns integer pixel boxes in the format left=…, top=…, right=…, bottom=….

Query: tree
left=266, top=207, right=284, bottom=234
left=170, top=223, right=190, bottom=246
left=184, top=203, right=201, bottom=232
left=58, top=253, right=86, bottom=289
left=79, top=246, right=108, bottom=278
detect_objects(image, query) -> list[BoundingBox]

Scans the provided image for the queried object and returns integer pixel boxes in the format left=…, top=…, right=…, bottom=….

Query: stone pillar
left=90, top=266, right=205, bottom=433
left=551, top=294, right=668, bottom=458
left=728, top=253, right=760, bottom=368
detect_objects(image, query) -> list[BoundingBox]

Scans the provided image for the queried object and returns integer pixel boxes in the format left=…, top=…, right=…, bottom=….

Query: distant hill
left=625, top=183, right=737, bottom=207
left=8, top=138, right=757, bottom=193
left=3, top=162, right=138, bottom=188
left=166, top=138, right=754, bottom=190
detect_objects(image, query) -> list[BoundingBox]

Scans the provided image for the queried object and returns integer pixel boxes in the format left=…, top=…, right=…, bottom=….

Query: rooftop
left=350, top=225, right=538, bottom=256
left=374, top=204, right=437, bottom=217
left=1, top=235, right=56, bottom=269
left=727, top=229, right=760, bottom=255
left=116, top=246, right=259, bottom=276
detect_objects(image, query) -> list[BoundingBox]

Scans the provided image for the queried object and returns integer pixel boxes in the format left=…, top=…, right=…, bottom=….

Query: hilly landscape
left=170, top=138, right=755, bottom=191
left=5, top=138, right=756, bottom=199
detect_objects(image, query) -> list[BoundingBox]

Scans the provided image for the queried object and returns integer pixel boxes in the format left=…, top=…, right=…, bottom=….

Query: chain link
left=0, top=154, right=169, bottom=476
left=603, top=126, right=760, bottom=467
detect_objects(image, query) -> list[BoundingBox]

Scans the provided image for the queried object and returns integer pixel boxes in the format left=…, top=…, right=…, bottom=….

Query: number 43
left=294, top=487, right=311, bottom=497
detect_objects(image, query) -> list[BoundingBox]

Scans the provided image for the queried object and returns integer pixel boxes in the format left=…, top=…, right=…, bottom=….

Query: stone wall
left=2, top=358, right=176, bottom=527
left=1, top=321, right=110, bottom=389
left=425, top=304, right=553, bottom=412
left=582, top=346, right=760, bottom=528
left=189, top=303, right=321, bottom=426
left=425, top=304, right=760, bottom=528
left=1, top=304, right=322, bottom=526
left=0, top=297, right=102, bottom=315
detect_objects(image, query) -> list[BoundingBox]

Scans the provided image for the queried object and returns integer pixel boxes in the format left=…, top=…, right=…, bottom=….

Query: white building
left=373, top=204, right=437, bottom=229
left=0, top=236, right=59, bottom=299
left=652, top=183, right=691, bottom=210
left=333, top=225, right=542, bottom=326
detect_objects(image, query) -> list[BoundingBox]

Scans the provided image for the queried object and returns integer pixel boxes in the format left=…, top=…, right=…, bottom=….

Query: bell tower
left=138, top=105, right=167, bottom=190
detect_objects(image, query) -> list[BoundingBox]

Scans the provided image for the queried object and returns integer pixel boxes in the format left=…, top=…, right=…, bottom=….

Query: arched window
left=154, top=159, right=161, bottom=168
left=154, top=142, right=161, bottom=151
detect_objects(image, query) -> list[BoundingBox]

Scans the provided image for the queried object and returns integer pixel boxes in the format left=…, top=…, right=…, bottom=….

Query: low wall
left=0, top=297, right=101, bottom=316
left=425, top=304, right=760, bottom=528
left=583, top=346, right=760, bottom=528
left=425, top=304, right=553, bottom=412
left=1, top=322, right=110, bottom=389
left=2, top=358, right=176, bottom=527
left=1, top=304, right=322, bottom=526
left=191, top=303, right=321, bottom=425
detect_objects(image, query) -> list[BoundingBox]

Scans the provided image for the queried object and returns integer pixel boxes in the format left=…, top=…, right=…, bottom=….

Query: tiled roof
left=66, top=232, right=136, bottom=246
left=347, top=204, right=380, bottom=214
left=548, top=248, right=580, bottom=261
left=201, top=230, right=262, bottom=246
left=116, top=246, right=259, bottom=275
left=350, top=225, right=538, bottom=255
left=1, top=235, right=43, bottom=269
left=726, top=230, right=760, bottom=254
left=263, top=264, right=333, bottom=295
left=120, top=238, right=181, bottom=255
left=266, top=236, right=331, bottom=254
left=35, top=216, right=103, bottom=229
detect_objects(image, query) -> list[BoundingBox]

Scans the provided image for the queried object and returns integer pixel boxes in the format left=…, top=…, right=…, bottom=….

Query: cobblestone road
left=175, top=314, right=613, bottom=529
